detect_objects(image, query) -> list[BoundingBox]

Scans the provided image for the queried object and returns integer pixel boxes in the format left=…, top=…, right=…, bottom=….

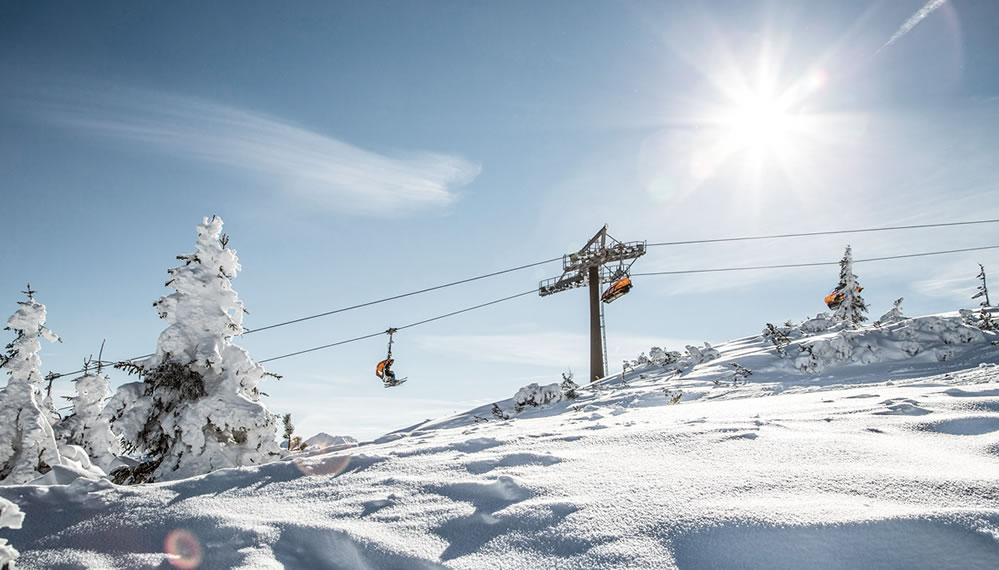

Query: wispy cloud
left=876, top=0, right=948, bottom=54
left=23, top=82, right=480, bottom=216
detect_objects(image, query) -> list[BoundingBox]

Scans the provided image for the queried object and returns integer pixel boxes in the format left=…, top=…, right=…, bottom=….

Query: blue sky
left=3, top=0, right=998, bottom=440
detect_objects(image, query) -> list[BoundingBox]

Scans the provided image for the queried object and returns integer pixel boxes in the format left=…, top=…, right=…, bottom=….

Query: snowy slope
left=1, top=312, right=998, bottom=569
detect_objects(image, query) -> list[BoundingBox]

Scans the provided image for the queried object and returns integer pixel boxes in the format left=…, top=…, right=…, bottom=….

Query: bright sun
left=687, top=65, right=831, bottom=194
left=724, top=92, right=794, bottom=151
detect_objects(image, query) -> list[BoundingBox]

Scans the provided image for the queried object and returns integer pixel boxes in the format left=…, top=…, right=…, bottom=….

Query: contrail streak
left=876, top=0, right=947, bottom=54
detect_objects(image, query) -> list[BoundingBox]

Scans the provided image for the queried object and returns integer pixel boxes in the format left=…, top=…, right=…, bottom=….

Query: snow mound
left=303, top=433, right=358, bottom=450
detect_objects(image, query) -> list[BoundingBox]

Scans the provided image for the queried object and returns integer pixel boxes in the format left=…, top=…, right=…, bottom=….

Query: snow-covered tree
left=0, top=287, right=64, bottom=485
left=973, top=264, right=990, bottom=307
left=55, top=359, right=122, bottom=473
left=831, top=245, right=868, bottom=325
left=0, top=497, right=24, bottom=569
left=110, top=216, right=281, bottom=483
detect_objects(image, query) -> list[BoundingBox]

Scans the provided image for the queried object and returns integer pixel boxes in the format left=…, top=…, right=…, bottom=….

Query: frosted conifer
left=0, top=287, right=65, bottom=484
left=831, top=245, right=868, bottom=325
left=110, top=216, right=281, bottom=483
left=973, top=264, right=990, bottom=307
left=55, top=358, right=122, bottom=473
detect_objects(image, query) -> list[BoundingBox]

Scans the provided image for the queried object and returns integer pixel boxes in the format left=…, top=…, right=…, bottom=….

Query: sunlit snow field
left=2, top=311, right=998, bottom=569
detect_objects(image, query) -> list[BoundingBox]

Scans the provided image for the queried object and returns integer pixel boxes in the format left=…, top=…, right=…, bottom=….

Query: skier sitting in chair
left=377, top=358, right=398, bottom=386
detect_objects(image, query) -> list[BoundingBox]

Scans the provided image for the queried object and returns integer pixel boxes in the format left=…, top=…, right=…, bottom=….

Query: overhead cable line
left=259, top=243, right=999, bottom=365
left=47, top=290, right=539, bottom=376
left=633, top=245, right=999, bottom=277
left=257, top=289, right=536, bottom=364
left=42, top=222, right=999, bottom=377
left=225, top=219, right=999, bottom=336
left=244, top=219, right=998, bottom=336
left=646, top=218, right=999, bottom=248
left=244, top=258, right=560, bottom=334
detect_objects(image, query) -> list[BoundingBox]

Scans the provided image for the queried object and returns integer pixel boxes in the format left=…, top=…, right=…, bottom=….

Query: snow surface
left=1, top=311, right=998, bottom=569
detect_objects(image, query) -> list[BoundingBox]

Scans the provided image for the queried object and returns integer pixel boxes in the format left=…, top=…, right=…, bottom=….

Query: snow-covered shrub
left=109, top=216, right=281, bottom=484
left=964, top=306, right=997, bottom=331
left=632, top=352, right=651, bottom=367
left=979, top=308, right=997, bottom=331
left=875, top=298, right=906, bottom=327
left=282, top=414, right=306, bottom=453
left=628, top=342, right=717, bottom=381
left=513, top=383, right=565, bottom=412
left=662, top=388, right=682, bottom=405
left=763, top=323, right=792, bottom=357
left=0, top=497, right=24, bottom=569
left=795, top=335, right=853, bottom=373
left=730, top=363, right=753, bottom=385
left=55, top=366, right=121, bottom=473
left=830, top=245, right=868, bottom=325
left=800, top=313, right=838, bottom=334
left=648, top=347, right=681, bottom=365
left=491, top=403, right=509, bottom=420
left=959, top=309, right=976, bottom=326
left=560, top=371, right=579, bottom=400
left=685, top=343, right=719, bottom=365
left=0, top=289, right=66, bottom=485
left=899, top=316, right=983, bottom=345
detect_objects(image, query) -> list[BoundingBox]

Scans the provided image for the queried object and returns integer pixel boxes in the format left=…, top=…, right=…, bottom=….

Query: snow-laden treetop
left=4, top=295, right=60, bottom=385
left=150, top=215, right=244, bottom=367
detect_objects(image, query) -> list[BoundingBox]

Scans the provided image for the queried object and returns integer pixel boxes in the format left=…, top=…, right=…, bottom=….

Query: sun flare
left=723, top=91, right=795, bottom=151
left=686, top=65, right=832, bottom=196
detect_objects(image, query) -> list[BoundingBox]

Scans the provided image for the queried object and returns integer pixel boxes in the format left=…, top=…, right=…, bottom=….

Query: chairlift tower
left=539, top=225, right=646, bottom=382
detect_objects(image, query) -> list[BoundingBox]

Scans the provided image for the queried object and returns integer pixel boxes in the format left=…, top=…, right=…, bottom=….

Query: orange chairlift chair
left=376, top=328, right=406, bottom=387
left=825, top=286, right=863, bottom=310
left=601, top=275, right=633, bottom=304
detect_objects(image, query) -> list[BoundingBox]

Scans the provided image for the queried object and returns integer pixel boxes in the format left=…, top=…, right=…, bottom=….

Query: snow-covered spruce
left=0, top=496, right=24, bottom=569
left=0, top=290, right=65, bottom=485
left=973, top=263, right=991, bottom=307
left=55, top=365, right=122, bottom=473
left=110, top=216, right=281, bottom=484
left=831, top=245, right=869, bottom=325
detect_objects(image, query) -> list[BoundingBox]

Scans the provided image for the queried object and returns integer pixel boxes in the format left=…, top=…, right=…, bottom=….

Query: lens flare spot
left=164, top=529, right=202, bottom=569
left=294, top=454, right=352, bottom=477
left=807, top=69, right=828, bottom=91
